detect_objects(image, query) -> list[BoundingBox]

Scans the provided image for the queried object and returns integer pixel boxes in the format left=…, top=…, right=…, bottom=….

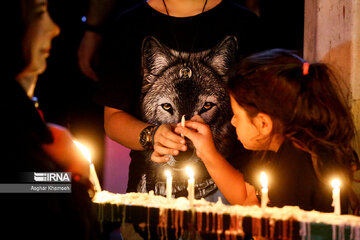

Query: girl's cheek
left=231, top=116, right=236, bottom=127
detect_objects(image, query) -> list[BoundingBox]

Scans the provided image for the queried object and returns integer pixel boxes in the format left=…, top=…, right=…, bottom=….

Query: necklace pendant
left=179, top=66, right=192, bottom=79
left=162, top=0, right=208, bottom=16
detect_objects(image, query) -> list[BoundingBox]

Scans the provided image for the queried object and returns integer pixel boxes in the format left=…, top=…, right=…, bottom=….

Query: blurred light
left=165, top=170, right=171, bottom=178
left=260, top=171, right=268, bottom=190
left=81, top=16, right=87, bottom=23
left=331, top=179, right=341, bottom=189
left=73, top=140, right=91, bottom=163
left=186, top=166, right=194, bottom=179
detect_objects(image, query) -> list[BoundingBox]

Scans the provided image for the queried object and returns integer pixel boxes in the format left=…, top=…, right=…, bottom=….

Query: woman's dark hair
left=4, top=0, right=28, bottom=81
left=228, top=49, right=356, bottom=182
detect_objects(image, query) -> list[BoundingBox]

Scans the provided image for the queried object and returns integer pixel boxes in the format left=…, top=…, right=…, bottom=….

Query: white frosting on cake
left=92, top=190, right=360, bottom=226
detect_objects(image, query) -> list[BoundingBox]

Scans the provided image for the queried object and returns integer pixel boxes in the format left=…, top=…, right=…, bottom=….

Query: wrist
left=200, top=148, right=222, bottom=166
left=83, top=23, right=104, bottom=33
left=151, top=125, right=161, bottom=146
left=139, top=125, right=159, bottom=150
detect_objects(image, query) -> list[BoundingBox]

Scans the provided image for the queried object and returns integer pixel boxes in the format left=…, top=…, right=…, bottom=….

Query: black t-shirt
left=96, top=0, right=265, bottom=195
left=96, top=0, right=264, bottom=114
left=242, top=139, right=348, bottom=212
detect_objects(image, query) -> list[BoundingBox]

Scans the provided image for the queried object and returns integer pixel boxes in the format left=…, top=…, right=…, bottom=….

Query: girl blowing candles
left=176, top=49, right=359, bottom=212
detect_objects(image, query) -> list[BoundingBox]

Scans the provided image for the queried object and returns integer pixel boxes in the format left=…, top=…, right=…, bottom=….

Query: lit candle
left=260, top=171, right=269, bottom=209
left=186, top=166, right=195, bottom=208
left=73, top=140, right=102, bottom=192
left=331, top=179, right=341, bottom=215
left=181, top=115, right=186, bottom=137
left=165, top=170, right=172, bottom=200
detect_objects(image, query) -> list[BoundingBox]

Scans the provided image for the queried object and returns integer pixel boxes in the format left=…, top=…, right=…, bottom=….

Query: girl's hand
left=151, top=123, right=187, bottom=163
left=177, top=116, right=248, bottom=205
left=174, top=118, right=218, bottom=160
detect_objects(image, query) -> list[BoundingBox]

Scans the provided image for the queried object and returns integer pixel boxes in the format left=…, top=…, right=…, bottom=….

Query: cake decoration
left=93, top=191, right=360, bottom=239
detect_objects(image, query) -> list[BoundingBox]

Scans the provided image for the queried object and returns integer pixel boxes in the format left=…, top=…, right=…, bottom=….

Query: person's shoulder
left=316, top=144, right=348, bottom=175
left=114, top=1, right=150, bottom=23
left=105, top=2, right=149, bottom=38
left=221, top=0, right=259, bottom=20
left=277, top=140, right=312, bottom=167
left=278, top=139, right=345, bottom=175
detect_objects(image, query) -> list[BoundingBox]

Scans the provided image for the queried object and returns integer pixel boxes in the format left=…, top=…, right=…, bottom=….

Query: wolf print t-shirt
left=96, top=0, right=267, bottom=197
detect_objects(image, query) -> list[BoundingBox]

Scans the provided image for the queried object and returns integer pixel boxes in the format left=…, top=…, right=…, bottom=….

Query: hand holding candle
left=260, top=171, right=269, bottom=209
left=165, top=170, right=172, bottom=200
left=331, top=179, right=341, bottom=215
left=186, top=166, right=195, bottom=208
left=73, top=140, right=102, bottom=192
left=42, top=124, right=89, bottom=178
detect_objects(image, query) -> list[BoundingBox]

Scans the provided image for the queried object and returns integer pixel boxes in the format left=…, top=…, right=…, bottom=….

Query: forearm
left=104, top=107, right=149, bottom=150
left=174, top=120, right=248, bottom=204
left=202, top=152, right=247, bottom=205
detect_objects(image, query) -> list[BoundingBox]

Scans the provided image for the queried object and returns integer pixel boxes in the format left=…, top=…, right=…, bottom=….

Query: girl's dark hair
left=228, top=49, right=356, bottom=182
left=4, top=0, right=27, bottom=81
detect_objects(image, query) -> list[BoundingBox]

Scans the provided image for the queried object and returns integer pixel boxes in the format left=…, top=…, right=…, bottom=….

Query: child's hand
left=175, top=118, right=218, bottom=160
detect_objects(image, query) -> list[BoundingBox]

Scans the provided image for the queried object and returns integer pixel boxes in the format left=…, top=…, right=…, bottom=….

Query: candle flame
left=331, top=179, right=341, bottom=189
left=186, top=166, right=194, bottom=179
left=260, top=171, right=268, bottom=189
left=73, top=140, right=91, bottom=163
left=165, top=170, right=172, bottom=178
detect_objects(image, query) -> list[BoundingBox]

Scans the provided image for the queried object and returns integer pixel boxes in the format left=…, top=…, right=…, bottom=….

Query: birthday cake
left=92, top=190, right=360, bottom=239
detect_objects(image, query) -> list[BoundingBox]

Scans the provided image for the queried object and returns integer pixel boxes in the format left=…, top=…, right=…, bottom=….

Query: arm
left=104, top=106, right=149, bottom=150
left=175, top=120, right=247, bottom=205
left=77, top=0, right=117, bottom=81
left=86, top=0, right=117, bottom=27
left=104, top=106, right=186, bottom=160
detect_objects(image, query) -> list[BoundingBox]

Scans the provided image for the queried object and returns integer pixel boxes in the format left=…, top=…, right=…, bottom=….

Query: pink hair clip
left=303, top=62, right=309, bottom=75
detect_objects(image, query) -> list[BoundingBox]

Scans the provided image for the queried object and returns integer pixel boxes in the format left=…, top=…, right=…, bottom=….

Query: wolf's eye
left=200, top=102, right=215, bottom=114
left=161, top=103, right=173, bottom=114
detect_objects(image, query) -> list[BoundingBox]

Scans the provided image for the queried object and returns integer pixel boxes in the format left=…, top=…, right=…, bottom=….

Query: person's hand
left=151, top=123, right=187, bottom=163
left=42, top=124, right=89, bottom=178
left=77, top=31, right=102, bottom=81
left=174, top=117, right=218, bottom=160
left=190, top=115, right=206, bottom=123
